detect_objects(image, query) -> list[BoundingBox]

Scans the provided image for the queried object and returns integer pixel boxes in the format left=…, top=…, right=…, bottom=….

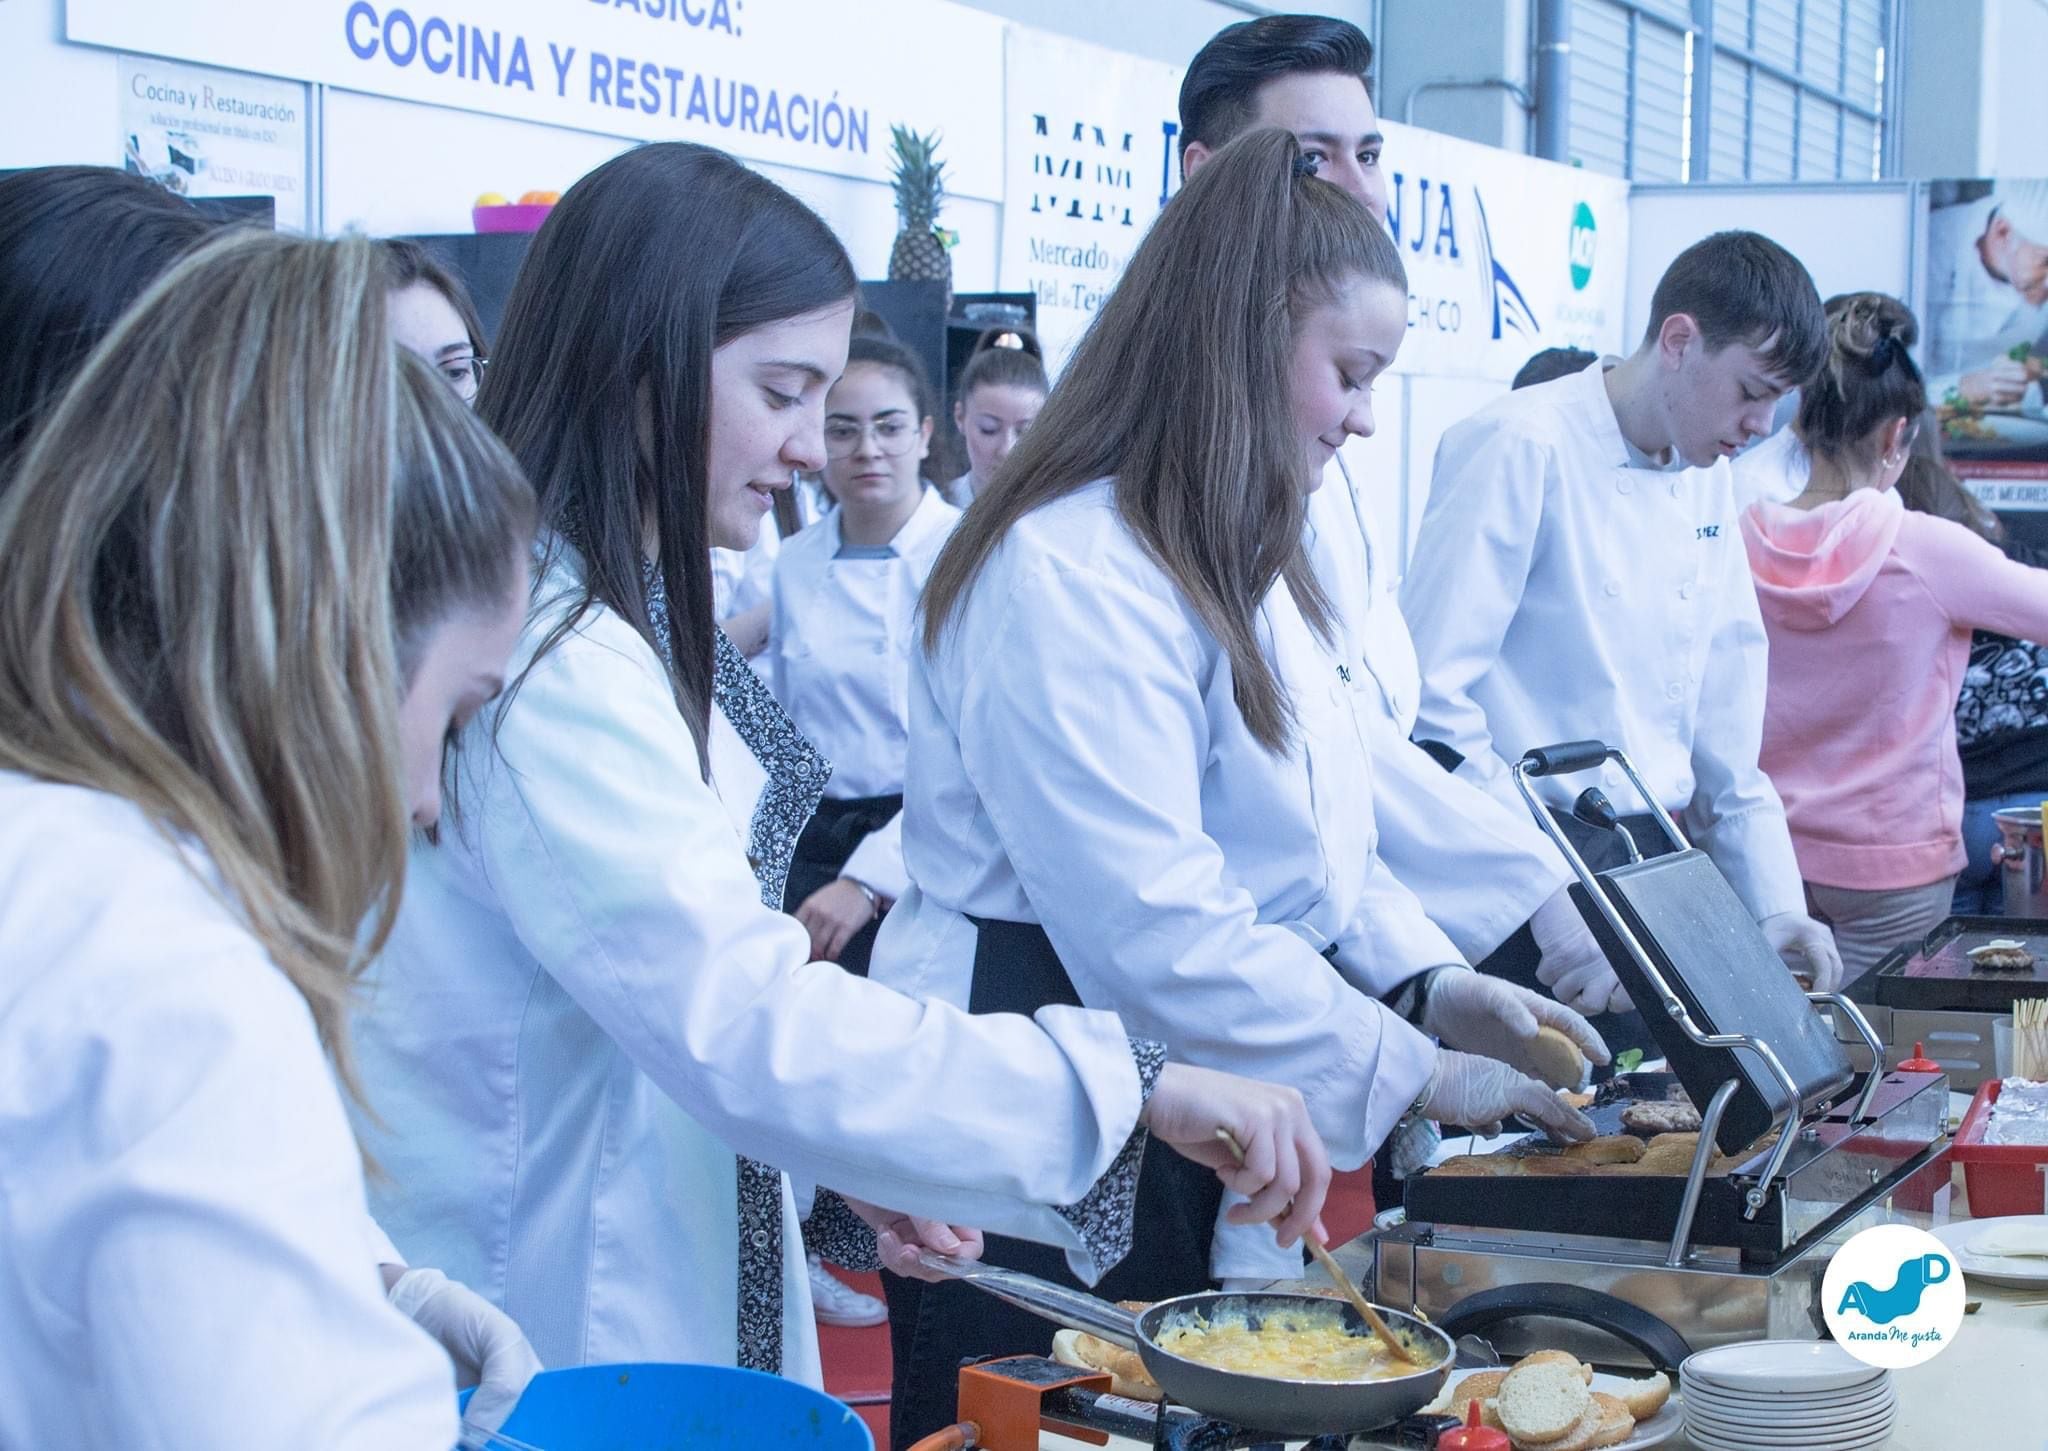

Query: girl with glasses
left=383, top=238, right=488, bottom=405
left=769, top=336, right=955, bottom=975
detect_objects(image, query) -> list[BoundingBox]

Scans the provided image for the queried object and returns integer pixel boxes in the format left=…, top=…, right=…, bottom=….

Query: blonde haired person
left=0, top=229, right=537, bottom=1449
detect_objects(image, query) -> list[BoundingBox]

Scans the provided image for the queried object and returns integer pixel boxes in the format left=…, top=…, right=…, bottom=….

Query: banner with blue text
left=68, top=0, right=1008, bottom=198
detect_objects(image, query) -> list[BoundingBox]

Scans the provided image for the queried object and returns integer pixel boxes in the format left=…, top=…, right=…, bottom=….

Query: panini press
left=1373, top=741, right=1950, bottom=1371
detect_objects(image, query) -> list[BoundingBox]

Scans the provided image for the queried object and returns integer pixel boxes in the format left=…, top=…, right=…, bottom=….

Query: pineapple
left=887, top=125, right=953, bottom=310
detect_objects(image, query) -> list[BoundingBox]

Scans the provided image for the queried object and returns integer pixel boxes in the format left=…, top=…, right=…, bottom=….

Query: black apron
left=781, top=792, right=901, bottom=977
left=881, top=918, right=1225, bottom=1451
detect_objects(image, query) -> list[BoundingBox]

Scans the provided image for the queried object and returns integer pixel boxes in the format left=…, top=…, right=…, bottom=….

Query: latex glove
left=1420, top=966, right=1611, bottom=1086
left=1530, top=885, right=1632, bottom=1017
left=1418, top=1048, right=1597, bottom=1142
left=840, top=1196, right=986, bottom=1282
left=1141, top=1061, right=1331, bottom=1250
left=1759, top=911, right=1844, bottom=995
left=388, top=1266, right=542, bottom=1435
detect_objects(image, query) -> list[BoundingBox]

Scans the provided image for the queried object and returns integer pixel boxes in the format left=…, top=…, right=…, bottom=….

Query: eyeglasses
left=440, top=355, right=488, bottom=402
left=823, top=416, right=920, bottom=459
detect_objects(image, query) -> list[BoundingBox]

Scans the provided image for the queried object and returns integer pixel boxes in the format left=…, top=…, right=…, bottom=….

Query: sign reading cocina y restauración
left=67, top=0, right=1008, bottom=198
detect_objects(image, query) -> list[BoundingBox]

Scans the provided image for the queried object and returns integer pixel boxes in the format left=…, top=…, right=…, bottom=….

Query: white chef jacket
left=1402, top=363, right=1804, bottom=922
left=1306, top=458, right=1573, bottom=962
left=0, top=774, right=455, bottom=1451
left=1731, top=426, right=1812, bottom=511
left=766, top=486, right=962, bottom=901
left=872, top=480, right=1442, bottom=1186
left=712, top=521, right=780, bottom=621
left=354, top=551, right=1151, bottom=1383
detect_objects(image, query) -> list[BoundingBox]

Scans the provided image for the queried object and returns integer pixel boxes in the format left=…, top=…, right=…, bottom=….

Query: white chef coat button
left=1666, top=682, right=1684, bottom=701
left=1680, top=582, right=1695, bottom=600
left=1604, top=580, right=1620, bottom=597
left=751, top=1229, right=772, bottom=1249
left=1617, top=478, right=1634, bottom=495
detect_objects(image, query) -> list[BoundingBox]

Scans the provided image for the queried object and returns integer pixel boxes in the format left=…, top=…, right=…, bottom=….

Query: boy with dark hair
left=1514, top=346, right=1600, bottom=390
left=1179, top=13, right=1388, bottom=219
left=1403, top=231, right=1843, bottom=1027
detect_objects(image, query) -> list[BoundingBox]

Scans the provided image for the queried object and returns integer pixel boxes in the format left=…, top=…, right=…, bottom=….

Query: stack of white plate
left=1680, top=1341, right=1894, bottom=1450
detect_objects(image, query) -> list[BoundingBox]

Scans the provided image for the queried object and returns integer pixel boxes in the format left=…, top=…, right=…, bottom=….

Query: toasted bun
left=1432, top=1154, right=1517, bottom=1176
left=1497, top=1361, right=1591, bottom=1444
left=1528, top=1026, right=1590, bottom=1089
left=1614, top=1370, right=1671, bottom=1418
left=1050, top=1328, right=1159, bottom=1399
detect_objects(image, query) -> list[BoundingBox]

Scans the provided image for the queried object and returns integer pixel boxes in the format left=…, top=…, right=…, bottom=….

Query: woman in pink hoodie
left=1743, top=292, right=2048, bottom=983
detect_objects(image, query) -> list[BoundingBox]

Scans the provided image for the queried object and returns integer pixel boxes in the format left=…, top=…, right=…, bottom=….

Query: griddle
left=1872, top=914, right=2048, bottom=1013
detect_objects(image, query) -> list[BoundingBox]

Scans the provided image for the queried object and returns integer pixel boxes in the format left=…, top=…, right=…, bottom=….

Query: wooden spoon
left=1213, top=1129, right=1425, bottom=1366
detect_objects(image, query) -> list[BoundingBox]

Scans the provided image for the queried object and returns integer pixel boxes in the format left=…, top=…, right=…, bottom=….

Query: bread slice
left=1050, top=1327, right=1159, bottom=1399
left=1562, top=1135, right=1645, bottom=1166
left=1431, top=1154, right=1518, bottom=1176
left=1611, top=1370, right=1670, bottom=1418
left=1516, top=1349, right=1593, bottom=1384
left=1528, top=1025, right=1590, bottom=1089
left=1497, top=1360, right=1591, bottom=1444
left=1536, top=1392, right=1634, bottom=1451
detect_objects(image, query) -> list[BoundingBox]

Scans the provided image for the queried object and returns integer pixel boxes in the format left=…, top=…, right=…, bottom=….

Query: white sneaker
left=807, top=1251, right=887, bottom=1328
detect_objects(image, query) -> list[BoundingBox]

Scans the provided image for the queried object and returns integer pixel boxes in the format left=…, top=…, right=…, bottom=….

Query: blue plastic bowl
left=457, top=1363, right=874, bottom=1450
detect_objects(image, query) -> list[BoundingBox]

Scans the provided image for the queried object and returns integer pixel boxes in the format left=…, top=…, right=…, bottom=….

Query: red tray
left=1952, top=1079, right=2048, bottom=1217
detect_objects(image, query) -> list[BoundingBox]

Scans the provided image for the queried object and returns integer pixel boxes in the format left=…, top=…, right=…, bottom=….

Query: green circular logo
left=1569, top=202, right=1597, bottom=291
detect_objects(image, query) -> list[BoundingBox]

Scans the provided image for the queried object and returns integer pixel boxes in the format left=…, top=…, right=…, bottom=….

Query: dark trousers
left=1473, top=806, right=1674, bottom=1064
left=781, top=792, right=901, bottom=977
left=882, top=917, right=1223, bottom=1451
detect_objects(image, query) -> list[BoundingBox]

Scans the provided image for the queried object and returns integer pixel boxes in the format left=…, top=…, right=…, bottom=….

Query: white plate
left=1681, top=1388, right=1894, bottom=1423
left=1680, top=1375, right=1893, bottom=1411
left=1684, top=1403, right=1894, bottom=1440
left=1681, top=1341, right=1884, bottom=1394
left=1931, top=1215, right=2048, bottom=1290
left=1684, top=1428, right=1892, bottom=1451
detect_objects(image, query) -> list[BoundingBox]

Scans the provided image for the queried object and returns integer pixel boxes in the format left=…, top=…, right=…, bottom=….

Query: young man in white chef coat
left=1402, top=231, right=1846, bottom=1024
left=1179, top=16, right=1617, bottom=1025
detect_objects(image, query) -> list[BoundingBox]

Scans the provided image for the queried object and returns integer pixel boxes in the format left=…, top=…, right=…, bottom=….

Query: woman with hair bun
left=947, top=325, right=1047, bottom=505
left=1744, top=292, right=2048, bottom=980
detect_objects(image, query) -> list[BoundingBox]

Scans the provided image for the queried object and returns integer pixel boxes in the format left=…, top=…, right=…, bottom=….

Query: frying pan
left=915, top=1254, right=1453, bottom=1436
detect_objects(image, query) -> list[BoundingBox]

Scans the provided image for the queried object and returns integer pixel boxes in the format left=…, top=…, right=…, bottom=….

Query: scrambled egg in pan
left=1154, top=1311, right=1434, bottom=1382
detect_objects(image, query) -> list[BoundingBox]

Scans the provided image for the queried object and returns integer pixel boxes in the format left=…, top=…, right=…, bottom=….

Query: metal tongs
left=1510, top=742, right=1885, bottom=1250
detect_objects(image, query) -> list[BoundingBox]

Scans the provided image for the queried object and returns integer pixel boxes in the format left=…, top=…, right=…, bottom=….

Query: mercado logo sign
left=1570, top=201, right=1597, bottom=290
left=66, top=0, right=1010, bottom=196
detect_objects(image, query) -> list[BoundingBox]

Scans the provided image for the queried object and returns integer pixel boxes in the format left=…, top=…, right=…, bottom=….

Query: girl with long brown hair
left=873, top=127, right=1596, bottom=1446
left=0, top=229, right=535, bottom=1447
left=350, top=139, right=1330, bottom=1391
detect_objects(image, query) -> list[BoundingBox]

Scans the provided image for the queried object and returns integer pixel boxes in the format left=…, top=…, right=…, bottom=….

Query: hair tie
left=1866, top=333, right=1898, bottom=377
left=1292, top=153, right=1320, bottom=180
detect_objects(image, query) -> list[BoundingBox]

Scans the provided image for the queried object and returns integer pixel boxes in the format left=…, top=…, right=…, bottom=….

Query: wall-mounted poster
left=996, top=27, right=1182, bottom=371
left=1925, top=179, right=2048, bottom=512
left=118, top=56, right=309, bottom=231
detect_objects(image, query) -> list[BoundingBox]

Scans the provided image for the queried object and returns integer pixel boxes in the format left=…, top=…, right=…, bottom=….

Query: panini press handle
left=1435, top=1283, right=1694, bottom=1374
left=1522, top=740, right=1612, bottom=777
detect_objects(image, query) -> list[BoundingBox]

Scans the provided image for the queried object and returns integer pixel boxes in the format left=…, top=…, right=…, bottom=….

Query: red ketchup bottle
left=1898, top=1041, right=1941, bottom=1073
left=1438, top=1398, right=1511, bottom=1451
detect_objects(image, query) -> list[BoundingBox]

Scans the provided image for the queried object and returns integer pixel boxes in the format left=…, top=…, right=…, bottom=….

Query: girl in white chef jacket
left=871, top=128, right=1599, bottom=1447
left=352, top=140, right=1330, bottom=1390
left=945, top=326, right=1047, bottom=506
left=769, top=335, right=961, bottom=973
left=0, top=229, right=537, bottom=1450
left=1403, top=230, right=1849, bottom=1031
